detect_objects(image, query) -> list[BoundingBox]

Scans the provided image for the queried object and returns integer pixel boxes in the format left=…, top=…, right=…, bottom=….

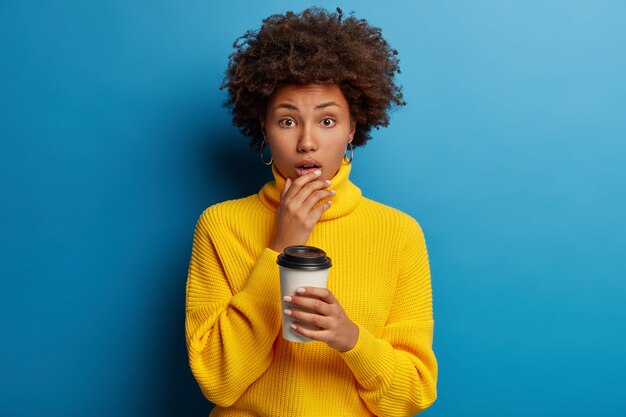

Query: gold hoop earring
left=260, top=139, right=273, bottom=166
left=343, top=143, right=354, bottom=164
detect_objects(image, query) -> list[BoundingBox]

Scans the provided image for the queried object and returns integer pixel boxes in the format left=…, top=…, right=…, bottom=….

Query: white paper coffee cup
left=277, top=245, right=332, bottom=342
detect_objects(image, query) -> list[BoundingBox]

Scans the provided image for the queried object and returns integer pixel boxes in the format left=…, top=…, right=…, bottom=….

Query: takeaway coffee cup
left=277, top=245, right=332, bottom=342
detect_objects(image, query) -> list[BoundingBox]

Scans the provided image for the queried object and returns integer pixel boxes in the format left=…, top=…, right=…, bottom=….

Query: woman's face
left=262, top=83, right=355, bottom=182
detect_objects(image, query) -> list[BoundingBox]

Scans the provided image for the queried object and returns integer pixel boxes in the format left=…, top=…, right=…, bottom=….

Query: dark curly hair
left=221, top=6, right=405, bottom=150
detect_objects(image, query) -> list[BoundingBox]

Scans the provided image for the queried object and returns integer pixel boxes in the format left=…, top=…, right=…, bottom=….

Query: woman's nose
left=297, top=126, right=318, bottom=153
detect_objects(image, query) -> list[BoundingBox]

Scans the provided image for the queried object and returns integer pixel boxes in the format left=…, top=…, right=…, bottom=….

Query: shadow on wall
left=214, top=137, right=274, bottom=200
left=159, top=260, right=214, bottom=416
left=158, top=130, right=272, bottom=416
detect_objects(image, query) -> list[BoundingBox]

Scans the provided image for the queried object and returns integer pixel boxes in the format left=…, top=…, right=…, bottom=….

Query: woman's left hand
left=283, top=287, right=359, bottom=352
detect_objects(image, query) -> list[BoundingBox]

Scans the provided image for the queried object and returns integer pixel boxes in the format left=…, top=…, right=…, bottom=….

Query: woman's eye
left=279, top=118, right=295, bottom=127
left=321, top=118, right=336, bottom=127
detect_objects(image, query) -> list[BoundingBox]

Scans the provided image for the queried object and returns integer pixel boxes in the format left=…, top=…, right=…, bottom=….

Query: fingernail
left=296, top=288, right=305, bottom=294
left=330, top=190, right=336, bottom=195
left=290, top=324, right=297, bottom=330
left=326, top=180, right=331, bottom=185
left=284, top=309, right=292, bottom=316
left=283, top=295, right=292, bottom=302
left=314, top=169, right=321, bottom=175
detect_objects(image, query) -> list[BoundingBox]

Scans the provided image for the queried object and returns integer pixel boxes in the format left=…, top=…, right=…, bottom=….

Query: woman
left=186, top=7, right=437, bottom=417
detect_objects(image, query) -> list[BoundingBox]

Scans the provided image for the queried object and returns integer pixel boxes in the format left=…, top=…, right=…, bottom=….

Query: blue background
left=2, top=1, right=625, bottom=416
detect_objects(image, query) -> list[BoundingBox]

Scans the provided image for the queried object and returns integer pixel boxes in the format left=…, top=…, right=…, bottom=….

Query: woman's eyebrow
left=272, top=102, right=342, bottom=111
left=315, top=102, right=341, bottom=110
left=273, top=103, right=299, bottom=111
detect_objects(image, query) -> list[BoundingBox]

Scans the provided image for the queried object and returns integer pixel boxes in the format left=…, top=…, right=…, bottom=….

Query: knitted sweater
left=185, top=162, right=437, bottom=417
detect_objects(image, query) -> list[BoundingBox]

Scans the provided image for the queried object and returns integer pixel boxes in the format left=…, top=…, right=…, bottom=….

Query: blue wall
left=2, top=1, right=625, bottom=416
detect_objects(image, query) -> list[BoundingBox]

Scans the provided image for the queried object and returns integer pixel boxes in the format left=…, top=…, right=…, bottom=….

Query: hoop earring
left=343, top=143, right=354, bottom=164
left=260, top=139, right=273, bottom=166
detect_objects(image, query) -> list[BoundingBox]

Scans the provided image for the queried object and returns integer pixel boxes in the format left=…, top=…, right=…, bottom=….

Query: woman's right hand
left=269, top=169, right=335, bottom=252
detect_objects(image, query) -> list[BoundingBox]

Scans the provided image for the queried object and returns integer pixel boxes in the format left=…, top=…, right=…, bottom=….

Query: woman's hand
left=269, top=169, right=335, bottom=252
left=283, top=286, right=359, bottom=352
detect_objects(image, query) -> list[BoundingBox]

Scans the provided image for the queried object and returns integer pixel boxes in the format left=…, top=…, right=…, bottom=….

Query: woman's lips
left=295, top=167, right=321, bottom=177
left=295, top=159, right=322, bottom=177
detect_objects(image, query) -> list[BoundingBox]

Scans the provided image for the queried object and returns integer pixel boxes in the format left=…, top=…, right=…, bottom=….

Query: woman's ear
left=260, top=119, right=267, bottom=140
left=348, top=119, right=356, bottom=143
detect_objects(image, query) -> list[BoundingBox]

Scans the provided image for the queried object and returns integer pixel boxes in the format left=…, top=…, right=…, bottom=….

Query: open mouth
left=295, top=161, right=322, bottom=177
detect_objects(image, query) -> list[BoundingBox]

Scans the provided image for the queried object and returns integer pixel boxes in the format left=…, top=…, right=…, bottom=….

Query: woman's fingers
left=284, top=179, right=331, bottom=207
left=282, top=169, right=322, bottom=198
left=284, top=308, right=332, bottom=329
left=280, top=177, right=292, bottom=198
left=283, top=287, right=359, bottom=352
left=301, top=188, right=335, bottom=210
left=293, top=287, right=337, bottom=304
left=288, top=324, right=332, bottom=343
left=284, top=289, right=334, bottom=316
left=278, top=174, right=332, bottom=228
left=270, top=170, right=333, bottom=252
left=309, top=200, right=332, bottom=223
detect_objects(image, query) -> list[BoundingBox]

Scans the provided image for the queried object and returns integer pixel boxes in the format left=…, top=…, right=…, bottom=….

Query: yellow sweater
left=186, top=163, right=437, bottom=417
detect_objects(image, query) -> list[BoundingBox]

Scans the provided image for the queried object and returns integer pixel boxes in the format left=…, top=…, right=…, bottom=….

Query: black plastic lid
left=276, top=245, right=332, bottom=270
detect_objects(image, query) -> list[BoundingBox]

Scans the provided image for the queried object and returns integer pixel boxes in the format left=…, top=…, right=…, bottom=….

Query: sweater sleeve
left=185, top=208, right=282, bottom=407
left=339, top=218, right=438, bottom=416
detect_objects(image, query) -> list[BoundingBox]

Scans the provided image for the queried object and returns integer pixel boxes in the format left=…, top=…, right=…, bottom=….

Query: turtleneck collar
left=258, top=162, right=362, bottom=221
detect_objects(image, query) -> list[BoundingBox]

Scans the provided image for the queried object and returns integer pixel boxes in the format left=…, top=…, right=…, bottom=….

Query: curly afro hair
left=221, top=6, right=405, bottom=150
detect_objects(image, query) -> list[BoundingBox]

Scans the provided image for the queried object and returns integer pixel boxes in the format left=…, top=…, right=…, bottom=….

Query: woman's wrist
left=337, top=321, right=359, bottom=352
left=269, top=239, right=285, bottom=253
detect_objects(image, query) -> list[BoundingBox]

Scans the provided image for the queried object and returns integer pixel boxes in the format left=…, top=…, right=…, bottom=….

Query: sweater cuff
left=230, top=248, right=282, bottom=329
left=339, top=323, right=396, bottom=389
